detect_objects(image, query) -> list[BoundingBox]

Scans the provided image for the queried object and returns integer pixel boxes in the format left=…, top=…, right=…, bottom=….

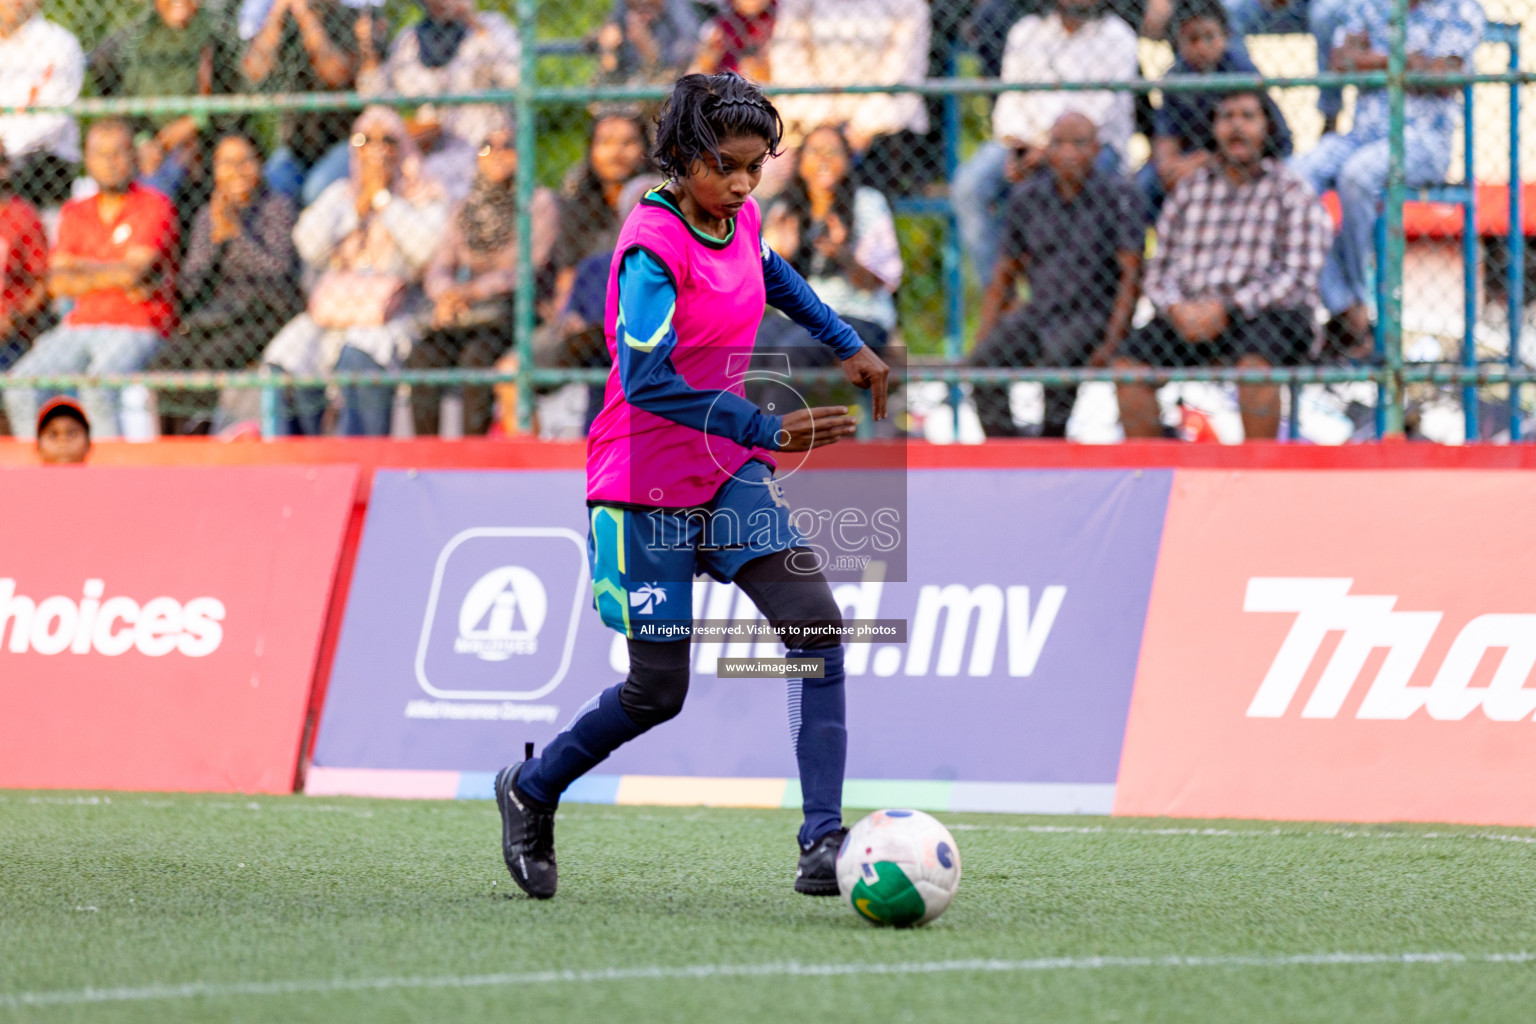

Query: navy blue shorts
left=588, top=459, right=805, bottom=639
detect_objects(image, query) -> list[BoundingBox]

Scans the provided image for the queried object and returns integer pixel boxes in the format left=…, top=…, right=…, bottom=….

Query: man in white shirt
left=952, top=0, right=1139, bottom=283
left=356, top=0, right=521, bottom=154
left=0, top=0, right=84, bottom=207
left=766, top=0, right=931, bottom=194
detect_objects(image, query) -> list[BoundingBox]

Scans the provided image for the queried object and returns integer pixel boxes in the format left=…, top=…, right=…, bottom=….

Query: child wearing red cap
left=36, top=396, right=90, bottom=464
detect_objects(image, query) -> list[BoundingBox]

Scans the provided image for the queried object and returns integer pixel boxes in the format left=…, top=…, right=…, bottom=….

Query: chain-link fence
left=0, top=0, right=1529, bottom=442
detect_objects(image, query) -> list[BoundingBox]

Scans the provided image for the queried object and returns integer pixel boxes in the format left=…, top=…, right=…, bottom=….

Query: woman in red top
left=0, top=141, right=49, bottom=380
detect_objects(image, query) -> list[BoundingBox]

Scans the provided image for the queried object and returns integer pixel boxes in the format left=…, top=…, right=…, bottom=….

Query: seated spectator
left=89, top=0, right=241, bottom=209
left=1222, top=0, right=1349, bottom=133
left=968, top=0, right=1170, bottom=165
left=35, top=396, right=90, bottom=464
left=598, top=0, right=700, bottom=85
left=0, top=0, right=84, bottom=207
left=263, top=106, right=450, bottom=436
left=758, top=125, right=900, bottom=414
left=1140, top=0, right=1292, bottom=221
left=516, top=173, right=662, bottom=438
left=404, top=105, right=479, bottom=205
left=356, top=0, right=520, bottom=162
left=767, top=0, right=931, bottom=196
left=968, top=113, right=1143, bottom=438
left=549, top=109, right=650, bottom=318
left=5, top=120, right=177, bottom=440
left=1116, top=91, right=1331, bottom=441
left=242, top=0, right=360, bottom=207
left=761, top=126, right=901, bottom=352
left=0, top=141, right=49, bottom=391
left=953, top=0, right=1139, bottom=284
left=969, top=0, right=1035, bottom=78
left=411, top=119, right=558, bottom=437
left=969, top=0, right=1171, bottom=77
left=1290, top=0, right=1484, bottom=349
left=151, top=133, right=299, bottom=435
left=693, top=0, right=774, bottom=80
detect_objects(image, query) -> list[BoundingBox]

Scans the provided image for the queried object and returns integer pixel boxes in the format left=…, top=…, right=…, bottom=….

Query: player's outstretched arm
left=616, top=248, right=784, bottom=449
left=761, top=246, right=890, bottom=420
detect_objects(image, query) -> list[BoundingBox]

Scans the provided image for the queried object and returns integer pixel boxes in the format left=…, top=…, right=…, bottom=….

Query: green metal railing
left=0, top=0, right=1527, bottom=440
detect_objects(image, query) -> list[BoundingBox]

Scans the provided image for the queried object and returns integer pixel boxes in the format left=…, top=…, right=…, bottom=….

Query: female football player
left=495, top=71, right=890, bottom=899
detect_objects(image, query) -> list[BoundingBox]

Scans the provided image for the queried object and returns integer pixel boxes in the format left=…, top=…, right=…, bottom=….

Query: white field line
left=6, top=797, right=1532, bottom=843
left=3, top=952, right=1533, bottom=1009
left=946, top=823, right=1536, bottom=846
left=570, top=812, right=1536, bottom=846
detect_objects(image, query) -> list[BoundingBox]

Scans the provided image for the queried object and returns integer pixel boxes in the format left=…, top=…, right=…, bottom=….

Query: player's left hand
left=841, top=346, right=889, bottom=421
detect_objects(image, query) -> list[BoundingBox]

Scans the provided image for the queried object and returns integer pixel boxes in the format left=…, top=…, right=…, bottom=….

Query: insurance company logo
left=1245, top=577, right=1536, bottom=722
left=416, top=528, right=587, bottom=701
left=0, top=578, right=225, bottom=658
left=455, top=566, right=547, bottom=661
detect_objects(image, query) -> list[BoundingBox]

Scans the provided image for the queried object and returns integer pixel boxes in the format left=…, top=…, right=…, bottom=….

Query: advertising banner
left=1115, top=470, right=1536, bottom=827
left=311, top=468, right=1170, bottom=812
left=0, top=466, right=357, bottom=793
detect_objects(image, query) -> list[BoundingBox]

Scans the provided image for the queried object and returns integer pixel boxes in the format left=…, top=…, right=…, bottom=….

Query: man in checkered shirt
left=1115, top=89, right=1331, bottom=441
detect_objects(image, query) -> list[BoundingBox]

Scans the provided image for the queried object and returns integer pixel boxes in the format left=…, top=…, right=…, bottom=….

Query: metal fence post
left=260, top=380, right=280, bottom=439
left=513, top=0, right=539, bottom=435
left=1509, top=35, right=1525, bottom=441
left=940, top=52, right=964, bottom=440
left=1461, top=78, right=1479, bottom=442
left=1381, top=0, right=1409, bottom=438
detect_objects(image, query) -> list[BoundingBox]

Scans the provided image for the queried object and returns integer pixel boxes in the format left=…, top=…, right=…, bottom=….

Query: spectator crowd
left=0, top=0, right=1493, bottom=440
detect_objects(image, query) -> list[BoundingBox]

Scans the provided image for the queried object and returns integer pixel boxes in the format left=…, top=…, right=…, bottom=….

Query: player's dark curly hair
left=653, top=72, right=782, bottom=180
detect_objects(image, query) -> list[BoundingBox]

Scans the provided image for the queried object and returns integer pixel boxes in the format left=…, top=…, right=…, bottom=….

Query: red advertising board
left=0, top=466, right=356, bottom=793
left=1115, top=470, right=1536, bottom=827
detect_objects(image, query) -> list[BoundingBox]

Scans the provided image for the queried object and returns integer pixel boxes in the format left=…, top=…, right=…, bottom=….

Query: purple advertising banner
left=312, top=468, right=1171, bottom=807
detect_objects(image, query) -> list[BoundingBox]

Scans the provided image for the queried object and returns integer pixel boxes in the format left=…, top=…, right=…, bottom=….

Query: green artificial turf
left=3, top=793, right=1535, bottom=1023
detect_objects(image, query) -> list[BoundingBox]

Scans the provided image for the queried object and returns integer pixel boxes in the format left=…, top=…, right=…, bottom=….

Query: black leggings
left=618, top=547, right=843, bottom=729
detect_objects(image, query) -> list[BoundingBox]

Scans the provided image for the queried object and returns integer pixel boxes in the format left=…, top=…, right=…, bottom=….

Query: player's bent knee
left=620, top=664, right=689, bottom=729
left=777, top=587, right=844, bottom=651
left=619, top=638, right=691, bottom=730
left=736, top=547, right=846, bottom=649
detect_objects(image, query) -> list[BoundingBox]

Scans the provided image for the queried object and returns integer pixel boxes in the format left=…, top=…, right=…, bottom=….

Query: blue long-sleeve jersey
left=614, top=244, right=866, bottom=452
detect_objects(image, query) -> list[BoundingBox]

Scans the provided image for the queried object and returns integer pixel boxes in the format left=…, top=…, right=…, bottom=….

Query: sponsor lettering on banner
left=0, top=579, right=225, bottom=658
left=0, top=467, right=357, bottom=794
left=1114, top=470, right=1536, bottom=827
left=1244, top=578, right=1536, bottom=722
left=668, top=578, right=1067, bottom=682
left=312, top=469, right=1170, bottom=795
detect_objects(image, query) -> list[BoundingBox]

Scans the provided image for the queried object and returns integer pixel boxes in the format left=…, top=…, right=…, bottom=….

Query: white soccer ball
left=835, top=809, right=961, bottom=927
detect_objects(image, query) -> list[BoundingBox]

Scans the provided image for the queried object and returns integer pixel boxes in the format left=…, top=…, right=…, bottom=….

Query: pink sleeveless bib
left=586, top=194, right=774, bottom=508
